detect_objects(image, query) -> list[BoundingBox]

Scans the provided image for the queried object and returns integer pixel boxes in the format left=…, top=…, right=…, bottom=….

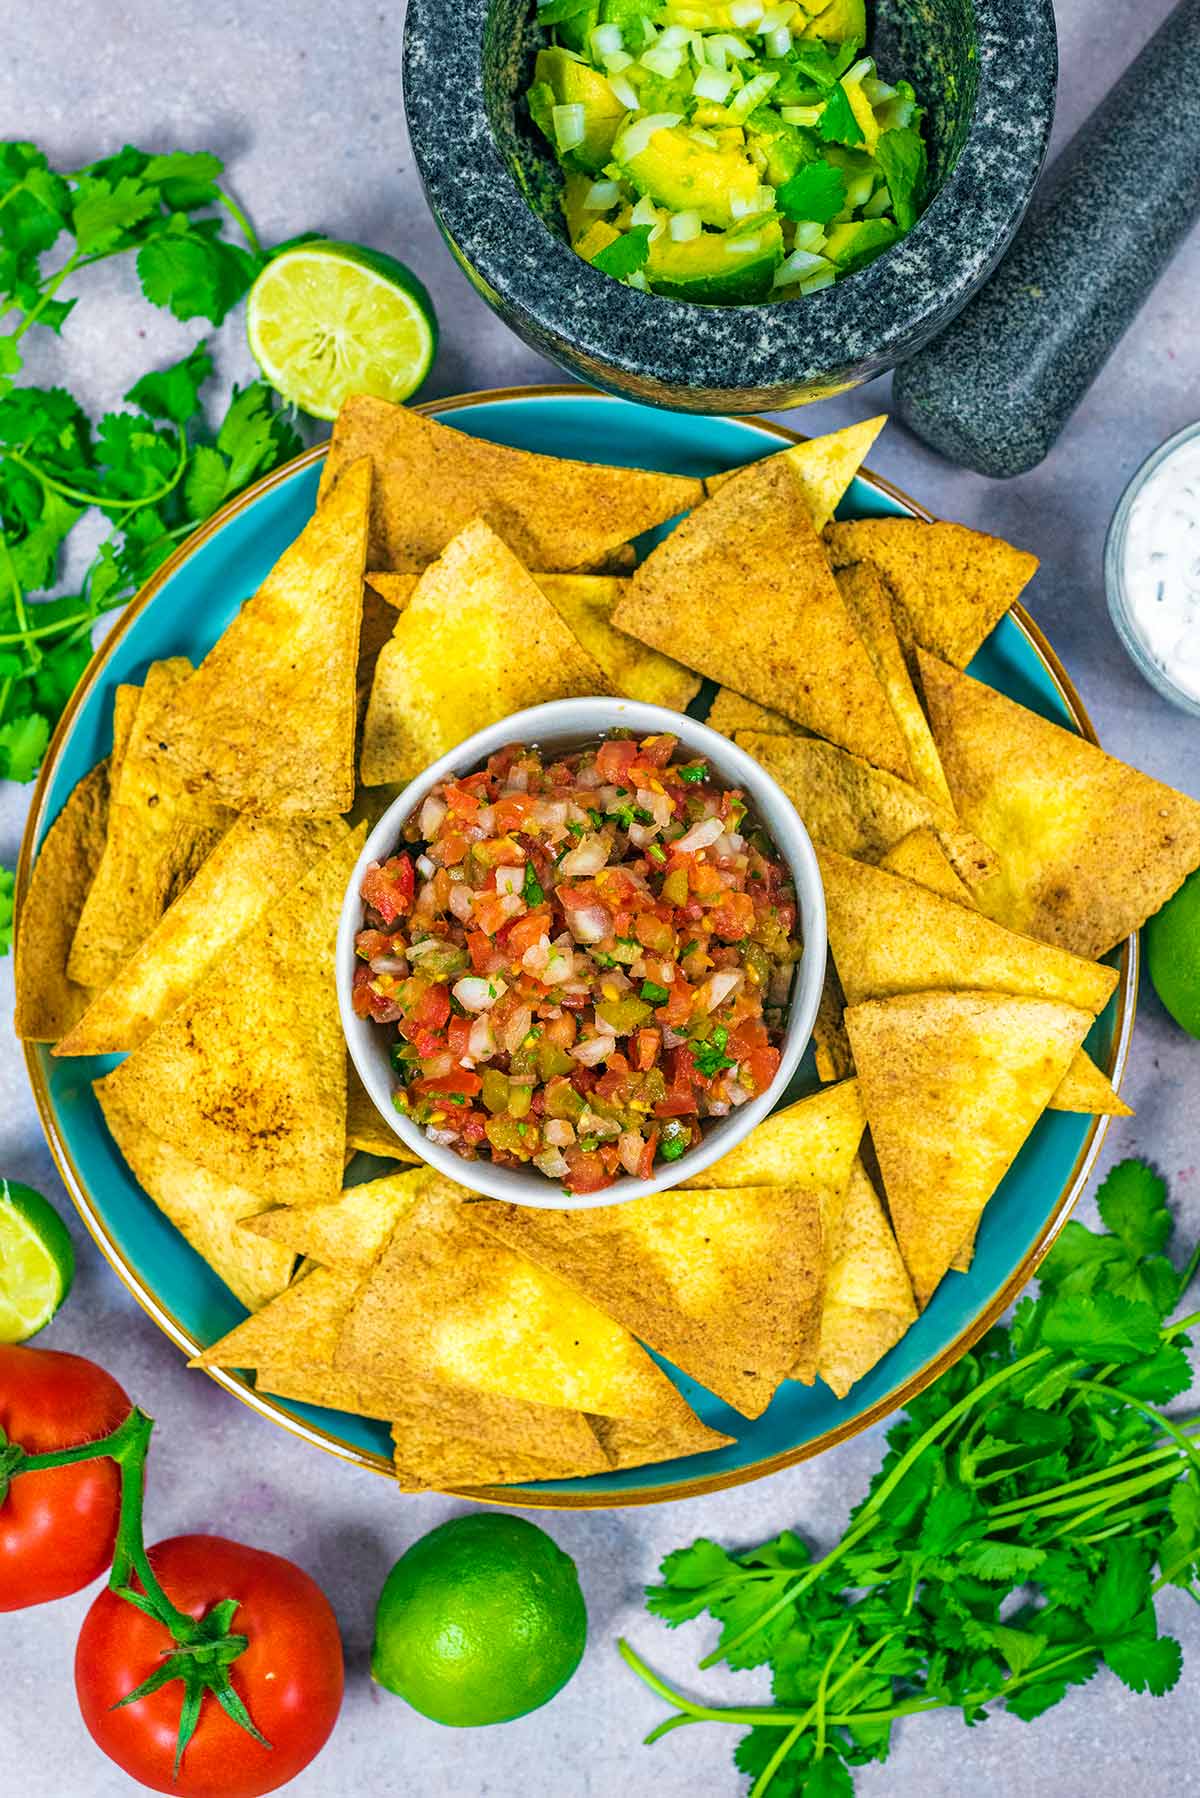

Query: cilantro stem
left=813, top=1622, right=853, bottom=1762
left=1163, top=1307, right=1200, bottom=1339
left=215, top=186, right=262, bottom=257
left=0, top=533, right=38, bottom=667
left=751, top=1722, right=804, bottom=1798
left=1072, top=1380, right=1200, bottom=1483
left=988, top=1432, right=1200, bottom=1524
left=10, top=248, right=83, bottom=345
left=3, top=431, right=188, bottom=513
left=822, top=1643, right=1099, bottom=1729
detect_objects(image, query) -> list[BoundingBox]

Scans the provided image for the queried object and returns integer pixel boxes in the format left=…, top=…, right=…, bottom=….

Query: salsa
left=353, top=732, right=801, bottom=1193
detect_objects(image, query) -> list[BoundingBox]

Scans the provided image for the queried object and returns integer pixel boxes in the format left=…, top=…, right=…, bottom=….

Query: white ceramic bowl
left=337, top=697, right=826, bottom=1208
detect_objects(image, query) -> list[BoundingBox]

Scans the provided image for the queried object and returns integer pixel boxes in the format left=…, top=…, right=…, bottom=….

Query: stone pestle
left=891, top=0, right=1200, bottom=478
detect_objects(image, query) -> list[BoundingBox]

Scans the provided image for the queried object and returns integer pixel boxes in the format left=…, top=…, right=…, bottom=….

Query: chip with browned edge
left=825, top=518, right=1039, bottom=668
left=15, top=684, right=139, bottom=1042
left=834, top=562, right=953, bottom=810
left=878, top=825, right=973, bottom=904
left=98, top=826, right=364, bottom=1207
left=56, top=815, right=348, bottom=1056
left=320, top=394, right=702, bottom=572
left=706, top=687, right=803, bottom=739
left=472, top=1183, right=823, bottom=1418
left=612, top=458, right=912, bottom=777
left=705, top=416, right=886, bottom=531
left=151, top=459, right=371, bottom=817
left=360, top=520, right=608, bottom=786
left=818, top=1159, right=917, bottom=1399
left=68, top=660, right=232, bottom=991
left=921, top=650, right=1200, bottom=959
left=682, top=1079, right=864, bottom=1196
left=845, top=990, right=1093, bottom=1307
left=244, top=1168, right=431, bottom=1268
left=96, top=1079, right=294, bottom=1310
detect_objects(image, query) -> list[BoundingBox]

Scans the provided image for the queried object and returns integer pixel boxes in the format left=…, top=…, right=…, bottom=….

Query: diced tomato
left=473, top=891, right=516, bottom=936
left=360, top=854, right=415, bottom=925
left=655, top=978, right=694, bottom=1028
left=599, top=1142, right=621, bottom=1175
left=447, top=1015, right=473, bottom=1059
left=458, top=1110, right=489, bottom=1144
left=410, top=983, right=450, bottom=1032
left=596, top=739, right=639, bottom=783
left=708, top=891, right=756, bottom=941
left=351, top=963, right=403, bottom=1023
left=493, top=794, right=538, bottom=833
left=637, top=1129, right=660, bottom=1180
left=729, top=1018, right=781, bottom=1094
left=634, top=909, right=675, bottom=954
left=654, top=1046, right=699, bottom=1118
left=355, top=929, right=394, bottom=963
left=467, top=931, right=493, bottom=972
left=410, top=1070, right=482, bottom=1102
left=562, top=1147, right=613, bottom=1194
left=634, top=733, right=677, bottom=769
left=633, top=1027, right=661, bottom=1072
left=429, top=831, right=469, bottom=868
left=501, top=907, right=552, bottom=958
left=688, top=860, right=724, bottom=900
left=594, top=866, right=642, bottom=909
left=444, top=778, right=484, bottom=816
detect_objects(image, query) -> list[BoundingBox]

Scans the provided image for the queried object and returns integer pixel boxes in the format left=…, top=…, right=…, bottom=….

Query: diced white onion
left=727, top=69, right=778, bottom=121
left=709, top=31, right=752, bottom=58
left=615, top=111, right=683, bottom=166
left=426, top=1126, right=460, bottom=1147
left=559, top=833, right=610, bottom=877
left=658, top=23, right=690, bottom=48
left=628, top=822, right=657, bottom=849
left=692, top=66, right=734, bottom=102
left=522, top=934, right=551, bottom=975
left=416, top=853, right=436, bottom=879
left=503, top=1005, right=535, bottom=1056
left=544, top=1118, right=576, bottom=1147
left=689, top=127, right=719, bottom=147
left=713, top=831, right=743, bottom=858
left=571, top=1034, right=612, bottom=1067
left=607, top=71, right=641, bottom=110
left=552, top=103, right=586, bottom=153
left=603, top=47, right=634, bottom=72
left=724, top=233, right=763, bottom=256
left=727, top=1079, right=756, bottom=1107
left=452, top=975, right=507, bottom=1012
left=448, top=883, right=474, bottom=922
left=584, top=179, right=621, bottom=212
left=669, top=209, right=702, bottom=241
left=798, top=268, right=836, bottom=294
left=791, top=220, right=826, bottom=252
left=863, top=76, right=896, bottom=103
left=677, top=815, right=727, bottom=853
left=494, top=862, right=526, bottom=895
left=419, top=795, right=447, bottom=837
left=781, top=104, right=822, bottom=125
left=534, top=1149, right=570, bottom=1179
left=368, top=953, right=407, bottom=975
left=845, top=171, right=875, bottom=209
left=729, top=0, right=763, bottom=24
left=759, top=1, right=796, bottom=27
left=699, top=968, right=744, bottom=1012
left=578, top=1107, right=620, bottom=1139
left=663, top=1025, right=688, bottom=1049
left=422, top=1051, right=453, bottom=1079
left=773, top=248, right=832, bottom=286
left=765, top=24, right=791, bottom=57
left=641, top=45, right=683, bottom=76
left=619, top=1130, right=646, bottom=1176
left=542, top=944, right=576, bottom=985
left=844, top=55, right=874, bottom=84
left=630, top=194, right=663, bottom=236
left=563, top=900, right=612, bottom=945
left=590, top=20, right=624, bottom=57
left=468, top=1015, right=497, bottom=1060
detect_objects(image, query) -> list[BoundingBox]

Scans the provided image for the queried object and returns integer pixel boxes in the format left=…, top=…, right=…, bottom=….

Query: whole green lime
left=1146, top=869, right=1200, bottom=1037
left=371, top=1512, right=587, bottom=1727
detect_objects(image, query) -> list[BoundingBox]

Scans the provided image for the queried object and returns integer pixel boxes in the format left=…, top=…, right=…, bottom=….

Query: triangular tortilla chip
left=589, top=1408, right=732, bottom=1472
left=346, top=1061, right=419, bottom=1161
left=195, top=1263, right=361, bottom=1367
left=737, top=734, right=996, bottom=889
left=878, top=825, right=973, bottom=904
left=472, top=1184, right=823, bottom=1419
left=387, top=1397, right=612, bottom=1491
left=538, top=575, right=701, bottom=710
left=920, top=650, right=1200, bottom=958
left=360, top=520, right=607, bottom=785
left=834, top=562, right=953, bottom=810
left=706, top=687, right=803, bottom=739
left=818, top=1159, right=917, bottom=1398
left=243, top=1168, right=431, bottom=1268
left=56, top=815, right=348, bottom=1056
left=706, top=416, right=886, bottom=531
left=818, top=847, right=1118, bottom=1014
left=151, top=459, right=371, bottom=815
left=611, top=458, right=912, bottom=777
left=1049, top=1053, right=1133, bottom=1117
left=682, top=1079, right=865, bottom=1192
left=68, top=660, right=232, bottom=989
left=14, top=682, right=140, bottom=1041
left=813, top=964, right=853, bottom=1084
left=845, top=990, right=1094, bottom=1307
left=337, top=1182, right=712, bottom=1435
left=320, top=394, right=702, bottom=571
left=98, top=827, right=363, bottom=1207
left=825, top=518, right=1039, bottom=667
left=97, top=1080, right=293, bottom=1310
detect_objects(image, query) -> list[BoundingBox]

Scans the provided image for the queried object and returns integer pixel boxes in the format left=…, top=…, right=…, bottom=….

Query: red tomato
left=360, top=855, right=414, bottom=925
left=595, top=738, right=638, bottom=782
left=563, top=1147, right=613, bottom=1193
left=0, top=1346, right=129, bottom=1611
left=502, top=907, right=553, bottom=958
left=707, top=891, right=756, bottom=941
left=654, top=1046, right=700, bottom=1119
left=410, top=1070, right=482, bottom=1101
left=730, top=1019, right=781, bottom=1094
left=76, top=1534, right=343, bottom=1798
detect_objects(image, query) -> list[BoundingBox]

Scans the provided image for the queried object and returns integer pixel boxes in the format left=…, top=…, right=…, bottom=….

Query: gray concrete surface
left=2, top=3, right=1199, bottom=1794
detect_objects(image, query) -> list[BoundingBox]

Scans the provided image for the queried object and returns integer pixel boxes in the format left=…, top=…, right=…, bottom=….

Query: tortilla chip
left=590, top=1408, right=733, bottom=1472
left=96, top=1080, right=293, bottom=1310
left=1050, top=1052, right=1133, bottom=1117
left=878, top=826, right=973, bottom=904
left=472, top=1184, right=823, bottom=1419
left=845, top=991, right=1094, bottom=1306
left=834, top=562, right=953, bottom=810
left=360, top=520, right=608, bottom=785
left=706, top=687, right=803, bottom=738
left=818, top=847, right=1119, bottom=1014
left=151, top=459, right=370, bottom=816
left=818, top=1159, right=917, bottom=1398
left=825, top=518, right=1039, bottom=667
left=244, top=1168, right=430, bottom=1267
left=920, top=651, right=1200, bottom=958
left=346, top=1061, right=419, bottom=1161
left=13, top=680, right=137, bottom=1040
left=56, top=815, right=348, bottom=1056
left=358, top=575, right=404, bottom=728
left=736, top=735, right=995, bottom=889
left=320, top=394, right=702, bottom=572
left=538, top=574, right=701, bottom=710
left=387, top=1404, right=610, bottom=1491
left=196, top=1263, right=361, bottom=1368
left=682, top=1079, right=865, bottom=1192
left=98, top=827, right=363, bottom=1207
left=813, top=963, right=853, bottom=1083
left=706, top=416, right=886, bottom=530
left=68, top=660, right=232, bottom=990
left=337, top=1182, right=710, bottom=1436
left=611, top=458, right=912, bottom=777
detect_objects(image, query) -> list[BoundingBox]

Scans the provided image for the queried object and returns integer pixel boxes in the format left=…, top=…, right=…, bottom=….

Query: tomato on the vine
left=0, top=1344, right=129, bottom=1610
left=76, top=1533, right=344, bottom=1798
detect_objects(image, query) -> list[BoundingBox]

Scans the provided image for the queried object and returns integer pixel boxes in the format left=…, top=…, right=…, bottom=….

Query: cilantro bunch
left=623, top=1160, right=1200, bottom=1798
left=0, top=141, right=306, bottom=917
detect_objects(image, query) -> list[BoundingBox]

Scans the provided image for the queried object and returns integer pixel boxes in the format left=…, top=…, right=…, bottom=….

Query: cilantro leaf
left=874, top=126, right=927, bottom=232
left=136, top=229, right=260, bottom=324
left=818, top=83, right=864, bottom=148
left=1096, top=1158, right=1171, bottom=1258
left=522, top=862, right=545, bottom=907
left=0, top=866, right=13, bottom=954
left=1103, top=1633, right=1182, bottom=1697
left=592, top=226, right=653, bottom=280
left=71, top=172, right=157, bottom=255
left=1039, top=1290, right=1162, bottom=1364
left=183, top=444, right=230, bottom=520
left=126, top=341, right=213, bottom=426
left=776, top=160, right=847, bottom=224
left=0, top=711, right=50, bottom=781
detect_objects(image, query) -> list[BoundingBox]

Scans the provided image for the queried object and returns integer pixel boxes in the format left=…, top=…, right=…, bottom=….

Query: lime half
left=247, top=240, right=438, bottom=420
left=0, top=1180, right=75, bottom=1341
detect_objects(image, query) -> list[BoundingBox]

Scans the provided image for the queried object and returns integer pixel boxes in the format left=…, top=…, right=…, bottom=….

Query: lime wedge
left=246, top=240, right=438, bottom=420
left=0, top=1180, right=75, bottom=1342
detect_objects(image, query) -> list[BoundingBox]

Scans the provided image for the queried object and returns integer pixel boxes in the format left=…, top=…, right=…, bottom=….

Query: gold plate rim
left=16, top=384, right=1137, bottom=1509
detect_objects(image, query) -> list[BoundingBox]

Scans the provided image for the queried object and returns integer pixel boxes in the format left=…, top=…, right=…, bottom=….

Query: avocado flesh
left=536, top=47, right=627, bottom=174
left=621, top=125, right=760, bottom=229
left=575, top=218, right=622, bottom=261
left=801, top=0, right=866, bottom=45
left=822, top=216, right=899, bottom=270
left=646, top=219, right=783, bottom=301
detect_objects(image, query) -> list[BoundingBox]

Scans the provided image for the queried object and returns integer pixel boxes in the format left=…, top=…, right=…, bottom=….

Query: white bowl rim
left=336, top=696, right=827, bottom=1208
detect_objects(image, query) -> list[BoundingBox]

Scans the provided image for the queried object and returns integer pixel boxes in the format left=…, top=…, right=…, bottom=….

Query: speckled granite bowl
left=403, top=0, right=1057, bottom=413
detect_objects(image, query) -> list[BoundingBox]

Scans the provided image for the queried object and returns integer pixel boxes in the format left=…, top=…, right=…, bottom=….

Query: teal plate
left=19, top=387, right=1136, bottom=1508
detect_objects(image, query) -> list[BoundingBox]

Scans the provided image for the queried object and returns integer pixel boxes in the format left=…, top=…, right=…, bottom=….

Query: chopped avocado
left=841, top=69, right=881, bottom=149
left=562, top=169, right=601, bottom=242
left=575, top=218, right=622, bottom=261
left=646, top=218, right=783, bottom=302
left=746, top=108, right=819, bottom=188
left=822, top=215, right=900, bottom=270
left=801, top=0, right=866, bottom=46
left=619, top=124, right=760, bottom=229
left=535, top=48, right=628, bottom=173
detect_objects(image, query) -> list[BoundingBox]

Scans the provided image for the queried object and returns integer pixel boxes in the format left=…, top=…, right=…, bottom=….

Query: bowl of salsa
left=337, top=696, right=826, bottom=1206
